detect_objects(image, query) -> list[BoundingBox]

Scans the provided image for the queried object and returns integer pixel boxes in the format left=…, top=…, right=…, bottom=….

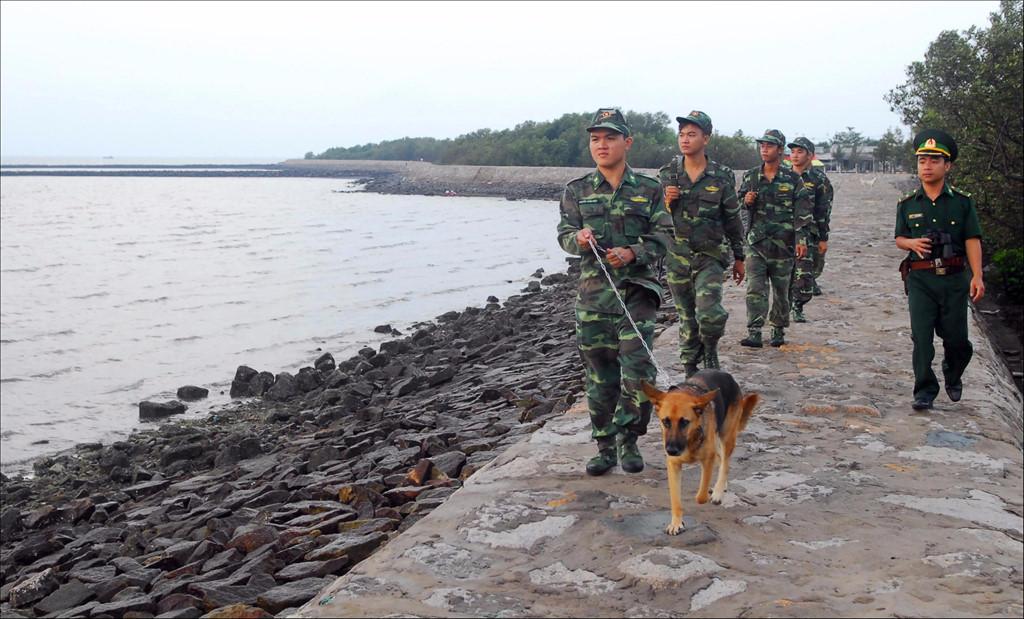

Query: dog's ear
left=640, top=381, right=663, bottom=404
left=693, top=389, right=719, bottom=411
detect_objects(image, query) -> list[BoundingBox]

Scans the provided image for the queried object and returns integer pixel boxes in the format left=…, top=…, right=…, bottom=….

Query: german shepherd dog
left=642, top=370, right=759, bottom=535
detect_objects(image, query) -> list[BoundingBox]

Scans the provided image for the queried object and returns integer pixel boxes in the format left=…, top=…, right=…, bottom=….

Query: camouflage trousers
left=666, top=249, right=728, bottom=365
left=745, top=246, right=793, bottom=330
left=575, top=286, right=657, bottom=439
left=813, top=244, right=826, bottom=281
left=790, top=241, right=819, bottom=306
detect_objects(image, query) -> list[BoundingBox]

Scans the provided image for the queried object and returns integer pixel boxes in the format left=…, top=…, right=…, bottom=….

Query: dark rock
left=357, top=346, right=376, bottom=358
left=89, top=595, right=156, bottom=617
left=155, top=607, right=204, bottom=618
left=314, top=352, right=336, bottom=373
left=384, top=486, right=427, bottom=505
left=373, top=324, right=393, bottom=334
left=392, top=375, right=427, bottom=397
left=176, top=385, right=209, bottom=400
left=156, top=593, right=203, bottom=615
left=295, top=367, right=323, bottom=393
left=23, top=505, right=57, bottom=529
left=255, top=577, right=333, bottom=614
left=322, top=369, right=349, bottom=389
left=188, top=582, right=267, bottom=613
left=487, top=295, right=500, bottom=303
left=9, top=568, right=59, bottom=608
left=521, top=280, right=542, bottom=293
left=111, top=557, right=145, bottom=573
left=98, top=447, right=130, bottom=472
left=226, top=525, right=278, bottom=553
left=0, top=508, right=23, bottom=541
left=230, top=366, right=259, bottom=397
left=161, top=443, right=205, bottom=467
left=248, top=371, right=276, bottom=397
left=541, top=272, right=570, bottom=285
left=427, top=365, right=457, bottom=387
left=273, top=557, right=348, bottom=582
left=265, top=372, right=297, bottom=401
left=303, top=531, right=388, bottom=563
left=52, top=601, right=100, bottom=618
left=124, top=478, right=171, bottom=498
left=429, top=451, right=467, bottom=478
left=201, top=548, right=244, bottom=573
left=67, top=565, right=116, bottom=584
left=10, top=535, right=61, bottom=565
left=139, top=400, right=188, bottom=421
left=307, top=445, right=343, bottom=470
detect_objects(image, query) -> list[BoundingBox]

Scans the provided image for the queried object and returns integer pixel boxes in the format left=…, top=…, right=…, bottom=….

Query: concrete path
left=296, top=175, right=1023, bottom=618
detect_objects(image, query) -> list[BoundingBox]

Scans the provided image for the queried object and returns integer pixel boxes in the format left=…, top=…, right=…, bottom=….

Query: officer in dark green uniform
left=557, top=108, right=672, bottom=475
left=895, top=130, right=985, bottom=410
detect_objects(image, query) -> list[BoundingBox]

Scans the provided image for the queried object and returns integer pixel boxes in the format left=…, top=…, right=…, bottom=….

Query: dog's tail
left=736, top=392, right=760, bottom=434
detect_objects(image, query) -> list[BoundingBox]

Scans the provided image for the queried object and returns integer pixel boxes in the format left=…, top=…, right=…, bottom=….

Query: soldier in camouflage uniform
left=738, top=129, right=813, bottom=348
left=557, top=108, right=671, bottom=476
left=787, top=137, right=834, bottom=322
left=659, top=111, right=745, bottom=377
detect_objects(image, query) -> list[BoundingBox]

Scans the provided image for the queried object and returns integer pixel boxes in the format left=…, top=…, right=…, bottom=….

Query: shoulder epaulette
left=634, top=172, right=662, bottom=188
left=897, top=190, right=917, bottom=204
left=950, top=185, right=972, bottom=198
left=565, top=172, right=592, bottom=188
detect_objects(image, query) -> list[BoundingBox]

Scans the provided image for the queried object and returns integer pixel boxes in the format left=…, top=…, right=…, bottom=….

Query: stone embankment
left=279, top=160, right=656, bottom=200
left=1, top=263, right=684, bottom=618
left=295, top=174, right=1022, bottom=618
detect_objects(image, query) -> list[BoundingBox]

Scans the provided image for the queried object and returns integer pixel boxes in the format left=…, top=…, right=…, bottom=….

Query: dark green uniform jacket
left=557, top=166, right=672, bottom=314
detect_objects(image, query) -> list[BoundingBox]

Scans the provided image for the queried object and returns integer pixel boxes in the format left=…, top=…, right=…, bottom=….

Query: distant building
left=828, top=144, right=880, bottom=173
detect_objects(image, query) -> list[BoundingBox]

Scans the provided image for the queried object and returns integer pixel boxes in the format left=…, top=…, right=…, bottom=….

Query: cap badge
left=600, top=111, right=613, bottom=119
left=925, top=138, right=936, bottom=148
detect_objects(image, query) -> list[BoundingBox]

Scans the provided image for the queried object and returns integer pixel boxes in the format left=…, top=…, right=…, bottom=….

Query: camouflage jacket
left=658, top=156, right=745, bottom=262
left=795, top=166, right=833, bottom=241
left=738, top=164, right=813, bottom=258
left=557, top=166, right=672, bottom=314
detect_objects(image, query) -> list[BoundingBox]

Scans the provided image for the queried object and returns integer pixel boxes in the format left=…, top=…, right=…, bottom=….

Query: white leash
left=586, top=237, right=674, bottom=387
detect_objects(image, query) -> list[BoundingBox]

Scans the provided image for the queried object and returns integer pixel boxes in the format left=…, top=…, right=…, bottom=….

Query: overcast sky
left=0, top=0, right=1001, bottom=158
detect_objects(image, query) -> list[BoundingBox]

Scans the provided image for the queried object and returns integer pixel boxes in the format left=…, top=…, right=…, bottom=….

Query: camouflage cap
left=676, top=110, right=712, bottom=135
left=756, top=129, right=786, bottom=147
left=587, top=108, right=631, bottom=137
left=786, top=137, right=815, bottom=154
left=913, top=129, right=958, bottom=161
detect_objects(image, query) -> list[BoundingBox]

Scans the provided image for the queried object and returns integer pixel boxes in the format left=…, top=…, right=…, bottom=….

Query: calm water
left=0, top=175, right=567, bottom=469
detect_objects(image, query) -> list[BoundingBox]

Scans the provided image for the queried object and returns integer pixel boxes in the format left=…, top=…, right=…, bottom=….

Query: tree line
left=307, top=111, right=766, bottom=171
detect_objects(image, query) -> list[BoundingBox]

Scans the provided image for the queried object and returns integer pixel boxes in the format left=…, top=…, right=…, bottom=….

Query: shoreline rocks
left=1, top=260, right=677, bottom=618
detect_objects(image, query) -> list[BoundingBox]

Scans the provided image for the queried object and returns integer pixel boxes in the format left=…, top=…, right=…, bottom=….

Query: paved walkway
left=296, top=174, right=1023, bottom=618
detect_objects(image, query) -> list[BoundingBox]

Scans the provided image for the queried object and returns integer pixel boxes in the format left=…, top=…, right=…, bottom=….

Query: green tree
left=885, top=0, right=1023, bottom=252
left=874, top=127, right=905, bottom=172
left=706, top=130, right=760, bottom=171
left=830, top=126, right=866, bottom=171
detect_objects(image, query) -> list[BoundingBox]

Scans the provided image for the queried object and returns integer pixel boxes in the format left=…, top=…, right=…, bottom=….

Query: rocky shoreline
left=0, top=261, right=675, bottom=618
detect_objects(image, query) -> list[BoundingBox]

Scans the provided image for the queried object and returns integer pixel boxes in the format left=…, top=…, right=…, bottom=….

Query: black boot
left=769, top=327, right=785, bottom=347
left=683, top=363, right=700, bottom=378
left=618, top=431, right=644, bottom=473
left=586, top=437, right=617, bottom=476
left=740, top=330, right=763, bottom=348
left=703, top=339, right=720, bottom=369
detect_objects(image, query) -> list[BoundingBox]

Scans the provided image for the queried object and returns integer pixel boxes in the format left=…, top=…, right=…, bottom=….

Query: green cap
left=913, top=129, right=957, bottom=161
left=587, top=108, right=631, bottom=137
left=756, top=129, right=786, bottom=147
left=676, top=110, right=712, bottom=134
left=786, top=137, right=815, bottom=155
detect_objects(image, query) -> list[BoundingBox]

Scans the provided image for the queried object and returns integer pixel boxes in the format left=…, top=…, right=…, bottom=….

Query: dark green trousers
left=906, top=269, right=973, bottom=402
